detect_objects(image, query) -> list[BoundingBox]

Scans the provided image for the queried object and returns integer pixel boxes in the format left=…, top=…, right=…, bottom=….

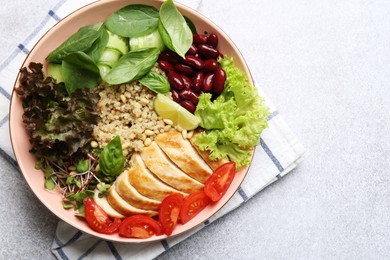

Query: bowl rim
left=9, top=0, right=255, bottom=243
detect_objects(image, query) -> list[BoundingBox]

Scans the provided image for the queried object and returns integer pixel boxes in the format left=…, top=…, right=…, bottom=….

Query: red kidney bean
left=186, top=44, right=197, bottom=55
left=181, top=75, right=192, bottom=88
left=168, top=71, right=185, bottom=91
left=203, top=59, right=219, bottom=73
left=181, top=100, right=196, bottom=113
left=171, top=89, right=181, bottom=103
left=212, top=68, right=226, bottom=95
left=193, top=34, right=208, bottom=46
left=174, top=63, right=195, bottom=76
left=159, top=50, right=181, bottom=64
left=179, top=88, right=199, bottom=105
left=207, top=33, right=218, bottom=47
left=158, top=60, right=174, bottom=72
left=184, top=55, right=204, bottom=70
left=203, top=73, right=214, bottom=92
left=193, top=72, right=204, bottom=92
left=197, top=44, right=220, bottom=59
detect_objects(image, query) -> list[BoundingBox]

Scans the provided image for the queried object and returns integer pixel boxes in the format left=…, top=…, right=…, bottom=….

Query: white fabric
left=0, top=0, right=305, bottom=259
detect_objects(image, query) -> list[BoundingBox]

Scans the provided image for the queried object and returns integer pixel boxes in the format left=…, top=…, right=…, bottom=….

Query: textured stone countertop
left=1, top=0, right=389, bottom=259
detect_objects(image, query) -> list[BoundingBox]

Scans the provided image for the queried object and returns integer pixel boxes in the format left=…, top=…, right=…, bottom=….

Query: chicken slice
left=115, top=170, right=161, bottom=211
left=106, top=184, right=158, bottom=217
left=141, top=142, right=204, bottom=193
left=93, top=189, right=124, bottom=219
left=154, top=131, right=212, bottom=183
left=127, top=153, right=187, bottom=201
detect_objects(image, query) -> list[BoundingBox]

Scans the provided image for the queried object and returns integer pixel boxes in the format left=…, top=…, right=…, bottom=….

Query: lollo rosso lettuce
left=194, top=56, right=269, bottom=168
left=15, top=62, right=100, bottom=164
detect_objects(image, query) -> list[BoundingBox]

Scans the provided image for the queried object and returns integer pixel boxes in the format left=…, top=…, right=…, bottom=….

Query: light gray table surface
left=1, top=0, right=389, bottom=259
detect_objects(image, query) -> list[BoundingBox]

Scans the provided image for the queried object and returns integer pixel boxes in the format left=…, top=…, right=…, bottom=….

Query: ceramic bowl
left=9, top=0, right=253, bottom=242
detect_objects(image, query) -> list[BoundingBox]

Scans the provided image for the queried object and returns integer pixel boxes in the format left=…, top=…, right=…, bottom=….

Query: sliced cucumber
left=129, top=29, right=165, bottom=52
left=98, top=64, right=111, bottom=78
left=47, top=63, right=63, bottom=83
left=106, top=30, right=129, bottom=55
left=98, top=48, right=122, bottom=67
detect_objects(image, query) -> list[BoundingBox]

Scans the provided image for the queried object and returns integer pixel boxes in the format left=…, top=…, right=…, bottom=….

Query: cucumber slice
left=107, top=30, right=129, bottom=55
left=98, top=64, right=111, bottom=78
left=47, top=63, right=63, bottom=83
left=98, top=48, right=121, bottom=67
left=129, top=30, right=165, bottom=52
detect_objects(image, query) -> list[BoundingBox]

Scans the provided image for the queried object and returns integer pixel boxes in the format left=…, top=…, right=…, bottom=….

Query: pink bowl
left=9, top=0, right=253, bottom=243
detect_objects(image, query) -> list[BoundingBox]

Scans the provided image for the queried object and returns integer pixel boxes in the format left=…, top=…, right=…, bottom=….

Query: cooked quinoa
left=92, top=81, right=174, bottom=158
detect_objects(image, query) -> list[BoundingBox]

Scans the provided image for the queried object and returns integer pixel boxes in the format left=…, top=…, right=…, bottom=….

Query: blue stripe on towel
left=204, top=220, right=210, bottom=225
left=266, top=110, right=279, bottom=121
left=18, top=44, right=29, bottom=55
left=260, top=138, right=284, bottom=175
left=48, top=10, right=61, bottom=21
left=78, top=239, right=102, bottom=259
left=0, top=147, right=19, bottom=169
left=161, top=239, right=170, bottom=250
left=106, top=241, right=122, bottom=260
left=237, top=186, right=249, bottom=202
left=0, top=115, right=8, bottom=128
left=0, top=86, right=11, bottom=100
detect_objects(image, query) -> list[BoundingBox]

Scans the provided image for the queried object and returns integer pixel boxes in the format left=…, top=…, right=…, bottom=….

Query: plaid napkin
left=0, top=0, right=305, bottom=259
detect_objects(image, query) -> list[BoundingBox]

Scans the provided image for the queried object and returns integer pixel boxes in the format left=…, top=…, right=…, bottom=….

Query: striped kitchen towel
left=0, top=0, right=305, bottom=259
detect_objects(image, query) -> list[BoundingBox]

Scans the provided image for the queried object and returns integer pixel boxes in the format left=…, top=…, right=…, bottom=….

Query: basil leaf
left=46, top=23, right=104, bottom=63
left=184, top=16, right=197, bottom=34
left=98, top=136, right=125, bottom=181
left=86, top=26, right=109, bottom=63
left=105, top=4, right=159, bottom=38
left=158, top=19, right=174, bottom=51
left=104, top=48, right=159, bottom=85
left=139, top=71, right=170, bottom=94
left=62, top=52, right=100, bottom=95
left=159, top=0, right=192, bottom=58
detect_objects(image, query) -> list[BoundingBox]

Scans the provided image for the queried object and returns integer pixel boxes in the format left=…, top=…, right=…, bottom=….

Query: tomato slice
left=159, top=193, right=184, bottom=236
left=84, top=197, right=121, bottom=234
left=180, top=191, right=210, bottom=224
left=118, top=215, right=162, bottom=238
left=204, top=161, right=236, bottom=202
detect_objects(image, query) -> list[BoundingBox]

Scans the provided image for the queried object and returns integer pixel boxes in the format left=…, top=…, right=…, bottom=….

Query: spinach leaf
left=46, top=23, right=104, bottom=63
left=62, top=52, right=100, bottom=95
left=86, top=26, right=109, bottom=63
left=159, top=0, right=192, bottom=58
left=98, top=136, right=125, bottom=181
left=105, top=4, right=159, bottom=38
left=104, top=47, right=160, bottom=85
left=139, top=71, right=170, bottom=94
left=184, top=16, right=197, bottom=34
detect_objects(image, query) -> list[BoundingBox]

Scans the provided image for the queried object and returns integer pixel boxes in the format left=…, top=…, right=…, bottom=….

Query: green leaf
left=105, top=4, right=159, bottom=38
left=76, top=159, right=89, bottom=173
left=62, top=51, right=100, bottom=95
left=45, top=178, right=55, bottom=190
left=104, top=48, right=160, bottom=85
left=86, top=26, right=109, bottom=63
left=46, top=23, right=104, bottom=63
left=184, top=16, right=197, bottom=34
left=139, top=71, right=170, bottom=94
left=98, top=136, right=125, bottom=181
left=159, top=0, right=192, bottom=58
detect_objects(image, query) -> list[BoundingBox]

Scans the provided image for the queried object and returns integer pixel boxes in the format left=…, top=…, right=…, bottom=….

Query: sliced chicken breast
left=106, top=184, right=158, bottom=217
left=127, top=153, right=187, bottom=201
left=115, top=170, right=161, bottom=211
left=189, top=133, right=230, bottom=171
left=141, top=142, right=204, bottom=193
left=155, top=131, right=212, bottom=183
left=93, top=189, right=124, bottom=219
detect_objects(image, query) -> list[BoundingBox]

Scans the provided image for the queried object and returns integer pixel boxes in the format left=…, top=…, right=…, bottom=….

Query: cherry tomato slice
left=180, top=191, right=211, bottom=224
left=84, top=197, right=121, bottom=234
left=204, top=162, right=236, bottom=202
left=118, top=215, right=162, bottom=238
left=159, top=193, right=184, bottom=236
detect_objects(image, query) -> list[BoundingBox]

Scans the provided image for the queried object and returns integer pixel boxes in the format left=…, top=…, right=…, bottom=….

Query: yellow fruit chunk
left=154, top=94, right=200, bottom=130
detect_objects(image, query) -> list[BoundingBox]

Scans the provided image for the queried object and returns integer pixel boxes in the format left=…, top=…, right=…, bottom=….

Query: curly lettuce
left=194, top=56, right=269, bottom=168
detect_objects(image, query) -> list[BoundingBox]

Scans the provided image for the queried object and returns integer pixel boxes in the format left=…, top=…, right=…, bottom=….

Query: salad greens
left=98, top=136, right=125, bottom=182
left=194, top=56, right=270, bottom=168
left=139, top=71, right=170, bottom=94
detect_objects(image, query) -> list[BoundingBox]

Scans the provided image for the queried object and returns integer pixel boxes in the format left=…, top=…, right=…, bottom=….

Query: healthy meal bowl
left=9, top=0, right=269, bottom=242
